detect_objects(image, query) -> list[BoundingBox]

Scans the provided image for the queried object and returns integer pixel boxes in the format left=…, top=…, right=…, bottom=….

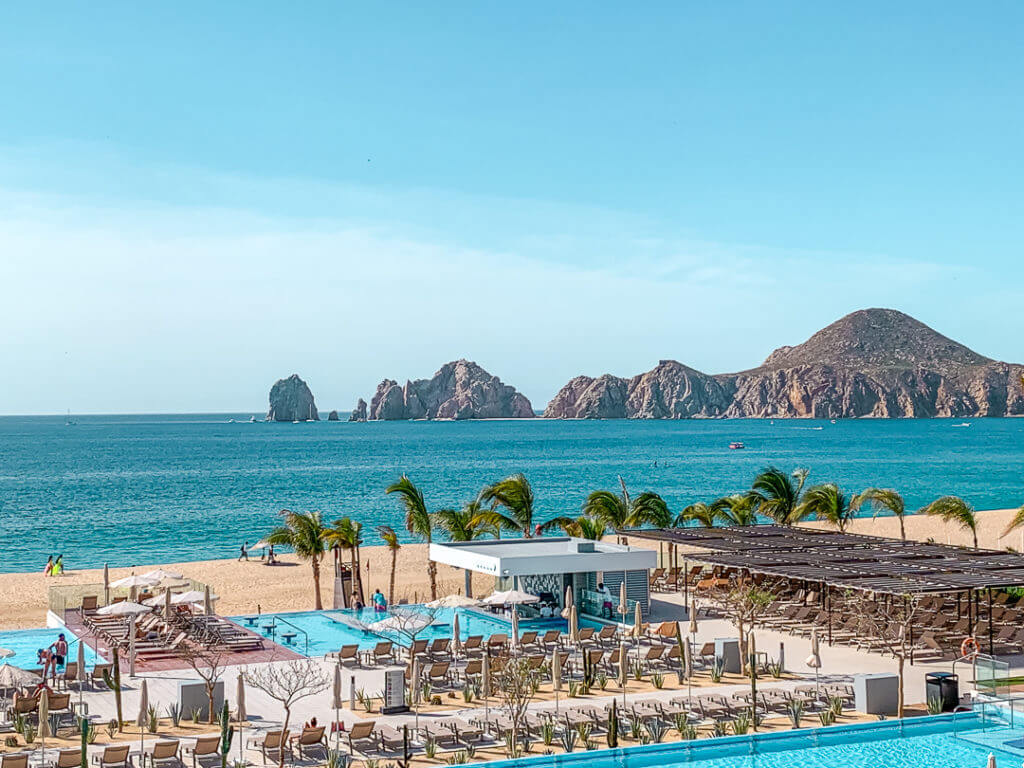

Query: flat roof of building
left=429, top=537, right=657, bottom=577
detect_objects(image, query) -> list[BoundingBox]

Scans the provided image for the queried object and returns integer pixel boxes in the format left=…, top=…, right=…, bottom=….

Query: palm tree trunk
left=350, top=549, right=359, bottom=603
left=898, top=514, right=906, bottom=541
left=428, top=561, right=438, bottom=600
left=389, top=549, right=397, bottom=604
left=312, top=557, right=323, bottom=611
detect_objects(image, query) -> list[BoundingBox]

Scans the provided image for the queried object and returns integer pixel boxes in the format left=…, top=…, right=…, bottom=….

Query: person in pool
left=37, top=647, right=57, bottom=679
left=372, top=589, right=387, bottom=612
left=50, top=633, right=69, bottom=672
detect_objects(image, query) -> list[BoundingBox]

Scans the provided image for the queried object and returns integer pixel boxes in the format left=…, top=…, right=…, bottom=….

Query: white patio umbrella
left=688, top=601, right=698, bottom=635
left=806, top=629, right=823, bottom=703
left=38, top=687, right=51, bottom=741
left=97, top=601, right=151, bottom=616
left=560, top=586, right=573, bottom=619
left=632, top=602, right=643, bottom=638
left=142, top=569, right=184, bottom=582
left=481, top=589, right=539, bottom=606
left=0, top=664, right=40, bottom=688
left=110, top=574, right=159, bottom=590
left=618, top=639, right=628, bottom=704
left=237, top=673, right=247, bottom=760
left=987, top=753, right=997, bottom=768
left=171, top=590, right=217, bottom=606
left=510, top=609, right=520, bottom=649
left=370, top=612, right=432, bottom=634
left=137, top=679, right=149, bottom=758
left=425, top=594, right=480, bottom=609
left=618, top=582, right=628, bottom=621
left=683, top=638, right=694, bottom=708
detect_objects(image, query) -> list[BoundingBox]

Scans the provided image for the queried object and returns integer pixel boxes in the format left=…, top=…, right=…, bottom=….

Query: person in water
left=352, top=593, right=365, bottom=610
left=50, top=634, right=69, bottom=672
left=372, top=589, right=387, bottom=612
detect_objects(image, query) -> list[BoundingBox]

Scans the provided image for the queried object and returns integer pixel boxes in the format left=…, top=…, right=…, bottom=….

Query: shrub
left=166, top=703, right=181, bottom=728
left=540, top=720, right=555, bottom=746
left=651, top=672, right=665, bottom=689
left=818, top=709, right=836, bottom=726
left=731, top=712, right=751, bottom=735
left=787, top=699, right=805, bottom=728
left=423, top=737, right=438, bottom=760
left=645, top=719, right=668, bottom=743
left=709, top=660, right=725, bottom=683
left=559, top=727, right=577, bottom=753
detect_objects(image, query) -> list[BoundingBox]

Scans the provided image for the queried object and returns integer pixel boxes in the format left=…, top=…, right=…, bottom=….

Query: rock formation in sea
left=267, top=374, right=319, bottom=422
left=367, top=360, right=533, bottom=420
left=349, top=398, right=368, bottom=422
left=326, top=410, right=339, bottom=421
left=544, top=309, right=1024, bottom=419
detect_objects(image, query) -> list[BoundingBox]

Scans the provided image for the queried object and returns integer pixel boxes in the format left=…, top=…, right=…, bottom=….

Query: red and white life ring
left=960, top=636, right=980, bottom=659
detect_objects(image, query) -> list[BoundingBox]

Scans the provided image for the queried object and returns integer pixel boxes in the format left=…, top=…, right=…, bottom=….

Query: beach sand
left=1, top=507, right=1021, bottom=631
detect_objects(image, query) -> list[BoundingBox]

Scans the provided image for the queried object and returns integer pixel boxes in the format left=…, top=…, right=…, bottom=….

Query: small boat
left=249, top=415, right=257, bottom=423
left=729, top=442, right=745, bottom=450
left=830, top=419, right=836, bottom=424
left=951, top=422, right=971, bottom=428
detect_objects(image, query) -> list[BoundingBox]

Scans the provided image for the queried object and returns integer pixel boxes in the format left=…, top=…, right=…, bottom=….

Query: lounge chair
left=91, top=745, right=132, bottom=768
left=376, top=723, right=410, bottom=753
left=2, top=754, right=30, bottom=768
left=148, top=741, right=182, bottom=768
left=486, top=634, right=507, bottom=652
left=462, top=635, right=484, bottom=657
left=425, top=661, right=453, bottom=688
left=249, top=730, right=289, bottom=765
left=518, top=631, right=540, bottom=652
left=81, top=595, right=99, bottom=615
left=291, top=726, right=326, bottom=760
left=540, top=630, right=562, bottom=650
left=90, top=663, right=113, bottom=689
left=362, top=641, right=395, bottom=666
left=576, top=626, right=596, bottom=646
left=49, top=749, right=82, bottom=768
left=184, top=736, right=220, bottom=768
left=345, top=721, right=378, bottom=756
left=427, top=638, right=451, bottom=661
left=407, top=639, right=429, bottom=662
left=57, top=662, right=79, bottom=691
left=329, top=644, right=359, bottom=666
left=595, top=626, right=617, bottom=647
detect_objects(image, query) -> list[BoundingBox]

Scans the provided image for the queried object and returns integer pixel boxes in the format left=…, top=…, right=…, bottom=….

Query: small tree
left=180, top=644, right=228, bottom=724
left=493, top=653, right=540, bottom=756
left=244, top=661, right=330, bottom=768
left=709, top=579, right=779, bottom=674
left=835, top=589, right=925, bottom=717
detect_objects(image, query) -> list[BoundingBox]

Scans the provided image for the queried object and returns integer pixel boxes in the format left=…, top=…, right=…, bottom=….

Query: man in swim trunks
left=50, top=634, right=69, bottom=672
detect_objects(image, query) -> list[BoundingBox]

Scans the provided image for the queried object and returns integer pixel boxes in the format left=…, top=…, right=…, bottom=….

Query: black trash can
left=925, top=672, right=959, bottom=712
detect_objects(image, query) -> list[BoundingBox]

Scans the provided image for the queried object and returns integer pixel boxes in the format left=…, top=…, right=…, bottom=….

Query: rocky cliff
left=367, top=360, right=533, bottom=420
left=544, top=309, right=1024, bottom=419
left=267, top=374, right=319, bottom=421
left=349, top=398, right=368, bottom=422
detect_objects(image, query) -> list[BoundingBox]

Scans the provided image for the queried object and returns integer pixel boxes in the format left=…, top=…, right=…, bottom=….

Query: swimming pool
left=0, top=627, right=101, bottom=669
left=230, top=606, right=607, bottom=655
left=479, top=714, right=1015, bottom=768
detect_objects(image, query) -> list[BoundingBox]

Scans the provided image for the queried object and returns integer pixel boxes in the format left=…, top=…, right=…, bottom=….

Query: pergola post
left=987, top=587, right=994, bottom=656
left=683, top=559, right=689, bottom=604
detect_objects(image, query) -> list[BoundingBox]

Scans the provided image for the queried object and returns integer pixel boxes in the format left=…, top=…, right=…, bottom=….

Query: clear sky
left=1, top=2, right=1022, bottom=414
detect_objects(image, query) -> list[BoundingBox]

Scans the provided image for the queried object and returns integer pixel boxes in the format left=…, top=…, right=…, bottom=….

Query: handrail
left=261, top=615, right=309, bottom=655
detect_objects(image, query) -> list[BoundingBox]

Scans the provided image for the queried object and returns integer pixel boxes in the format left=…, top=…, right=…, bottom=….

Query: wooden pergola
left=624, top=525, right=1024, bottom=655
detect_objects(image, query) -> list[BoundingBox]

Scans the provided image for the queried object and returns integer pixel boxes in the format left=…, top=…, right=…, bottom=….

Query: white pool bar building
left=429, top=536, right=658, bottom=619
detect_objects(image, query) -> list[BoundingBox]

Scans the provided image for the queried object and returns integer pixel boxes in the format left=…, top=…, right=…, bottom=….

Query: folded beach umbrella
left=618, top=582, right=628, bottom=618
left=551, top=645, right=561, bottom=692
left=510, top=608, right=519, bottom=648
left=237, top=673, right=247, bottom=758
left=204, top=585, right=214, bottom=615
left=569, top=604, right=579, bottom=645
left=452, top=611, right=461, bottom=655
left=164, top=588, right=173, bottom=620
left=97, top=601, right=151, bottom=616
left=988, top=753, right=998, bottom=768
left=560, top=585, right=573, bottom=619
left=0, top=664, right=41, bottom=688
left=103, top=563, right=110, bottom=604
left=683, top=633, right=693, bottom=679
left=137, top=679, right=149, bottom=755
left=37, top=688, right=51, bottom=740
left=481, top=653, right=490, bottom=698
left=76, top=640, right=86, bottom=710
left=618, top=639, right=628, bottom=690
left=688, top=600, right=698, bottom=635
left=633, top=602, right=643, bottom=638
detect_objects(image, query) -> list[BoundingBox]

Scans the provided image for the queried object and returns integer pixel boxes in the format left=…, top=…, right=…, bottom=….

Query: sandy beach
left=1, top=507, right=1020, bottom=631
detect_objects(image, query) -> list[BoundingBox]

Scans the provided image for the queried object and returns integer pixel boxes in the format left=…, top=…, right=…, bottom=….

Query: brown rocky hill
left=362, top=360, right=534, bottom=420
left=544, top=309, right=1024, bottom=419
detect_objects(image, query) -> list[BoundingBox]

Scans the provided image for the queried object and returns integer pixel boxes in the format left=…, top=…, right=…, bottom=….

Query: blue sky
left=1, top=2, right=1022, bottom=414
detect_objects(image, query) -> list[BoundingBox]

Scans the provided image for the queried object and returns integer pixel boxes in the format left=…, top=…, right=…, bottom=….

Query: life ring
left=960, top=636, right=980, bottom=659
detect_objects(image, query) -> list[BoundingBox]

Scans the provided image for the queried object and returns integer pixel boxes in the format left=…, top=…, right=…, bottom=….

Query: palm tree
left=675, top=502, right=720, bottom=528
left=477, top=473, right=536, bottom=537
left=582, top=477, right=670, bottom=544
left=539, top=513, right=608, bottom=540
left=266, top=510, right=329, bottom=610
left=922, top=496, right=979, bottom=548
left=749, top=467, right=810, bottom=525
left=714, top=494, right=760, bottom=526
left=385, top=475, right=438, bottom=599
left=1000, top=504, right=1024, bottom=542
left=325, top=517, right=364, bottom=602
left=797, top=483, right=854, bottom=532
left=434, top=497, right=498, bottom=542
left=375, top=525, right=401, bottom=604
left=851, top=488, right=907, bottom=540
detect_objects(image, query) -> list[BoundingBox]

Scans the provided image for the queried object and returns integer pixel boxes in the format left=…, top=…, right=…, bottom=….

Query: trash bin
left=925, top=672, right=959, bottom=712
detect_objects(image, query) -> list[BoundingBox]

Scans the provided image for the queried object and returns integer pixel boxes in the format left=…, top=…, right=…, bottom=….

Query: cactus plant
left=218, top=701, right=234, bottom=768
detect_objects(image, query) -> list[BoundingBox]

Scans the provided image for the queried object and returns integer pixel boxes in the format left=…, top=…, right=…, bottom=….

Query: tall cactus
left=217, top=701, right=234, bottom=768
left=79, top=717, right=90, bottom=768
left=607, top=700, right=618, bottom=748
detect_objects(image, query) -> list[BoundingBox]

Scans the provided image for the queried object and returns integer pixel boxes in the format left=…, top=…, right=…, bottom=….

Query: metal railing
left=952, top=652, right=1011, bottom=698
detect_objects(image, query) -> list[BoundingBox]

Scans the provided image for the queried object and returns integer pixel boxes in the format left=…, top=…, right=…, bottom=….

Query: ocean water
left=1, top=414, right=1023, bottom=573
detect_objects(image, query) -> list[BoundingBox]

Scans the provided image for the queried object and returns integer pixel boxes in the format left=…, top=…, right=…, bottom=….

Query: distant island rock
left=349, top=398, right=368, bottom=422
left=327, top=410, right=339, bottom=421
left=367, top=360, right=533, bottom=420
left=544, top=309, right=1024, bottom=419
left=267, top=374, right=319, bottom=422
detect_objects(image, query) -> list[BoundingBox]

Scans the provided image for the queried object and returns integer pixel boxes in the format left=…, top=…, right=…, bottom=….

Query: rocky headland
left=544, top=309, right=1024, bottom=419
left=349, top=398, right=368, bottom=422
left=365, top=359, right=533, bottom=420
left=267, top=374, right=319, bottom=421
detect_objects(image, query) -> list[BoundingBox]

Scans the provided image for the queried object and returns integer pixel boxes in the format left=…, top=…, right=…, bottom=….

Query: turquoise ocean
left=1, top=414, right=1023, bottom=574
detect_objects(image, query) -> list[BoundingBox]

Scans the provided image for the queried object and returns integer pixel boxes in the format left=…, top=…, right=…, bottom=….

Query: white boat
left=951, top=422, right=971, bottom=428
left=249, top=415, right=257, bottom=423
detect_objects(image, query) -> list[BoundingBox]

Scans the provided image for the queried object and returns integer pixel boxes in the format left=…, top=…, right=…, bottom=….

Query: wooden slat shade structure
left=623, top=525, right=1024, bottom=595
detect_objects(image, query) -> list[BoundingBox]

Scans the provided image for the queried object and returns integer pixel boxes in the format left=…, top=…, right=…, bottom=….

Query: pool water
left=0, top=628, right=101, bottom=670
left=481, top=715, right=1009, bottom=768
left=231, top=606, right=606, bottom=655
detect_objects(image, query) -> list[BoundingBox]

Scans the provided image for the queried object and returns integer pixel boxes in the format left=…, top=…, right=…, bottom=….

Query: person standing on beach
left=54, top=554, right=64, bottom=575
left=239, top=542, right=248, bottom=561
left=43, top=555, right=53, bottom=576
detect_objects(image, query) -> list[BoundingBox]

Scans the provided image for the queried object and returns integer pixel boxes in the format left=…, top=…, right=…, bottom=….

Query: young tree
left=834, top=590, right=925, bottom=717
left=375, top=525, right=401, bottom=604
left=493, top=654, right=540, bottom=756
left=179, top=644, right=228, bottom=724
left=852, top=488, right=907, bottom=541
left=386, top=475, right=438, bottom=600
left=244, top=661, right=330, bottom=768
left=709, top=579, right=779, bottom=674
left=265, top=510, right=329, bottom=609
left=922, top=496, right=979, bottom=548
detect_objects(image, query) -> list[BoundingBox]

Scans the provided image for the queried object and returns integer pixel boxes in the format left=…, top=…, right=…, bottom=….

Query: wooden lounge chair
left=291, top=726, right=326, bottom=760
left=363, top=641, right=395, bottom=666
left=91, top=745, right=132, bottom=768
left=462, top=635, right=484, bottom=657
left=376, top=723, right=409, bottom=752
left=249, top=730, right=289, bottom=765
left=407, top=639, right=429, bottom=662
left=518, top=631, right=540, bottom=652
left=595, top=626, right=617, bottom=647
left=2, top=754, right=30, bottom=768
left=486, top=634, right=507, bottom=652
left=576, top=626, right=596, bottom=645
left=186, top=736, right=221, bottom=768
left=49, top=749, right=82, bottom=768
left=345, top=721, right=378, bottom=756
left=57, top=662, right=79, bottom=691
left=148, top=741, right=182, bottom=768
left=540, top=630, right=562, bottom=650
left=425, top=661, right=453, bottom=688
left=80, top=595, right=99, bottom=615
left=427, top=638, right=451, bottom=661
left=329, top=644, right=359, bottom=666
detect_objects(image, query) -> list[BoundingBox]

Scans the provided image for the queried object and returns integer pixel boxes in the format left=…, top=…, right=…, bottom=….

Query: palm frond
left=481, top=473, right=534, bottom=535
left=922, top=495, right=978, bottom=547
left=797, top=483, right=852, bottom=531
left=385, top=475, right=432, bottom=541
left=1001, top=505, right=1024, bottom=540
